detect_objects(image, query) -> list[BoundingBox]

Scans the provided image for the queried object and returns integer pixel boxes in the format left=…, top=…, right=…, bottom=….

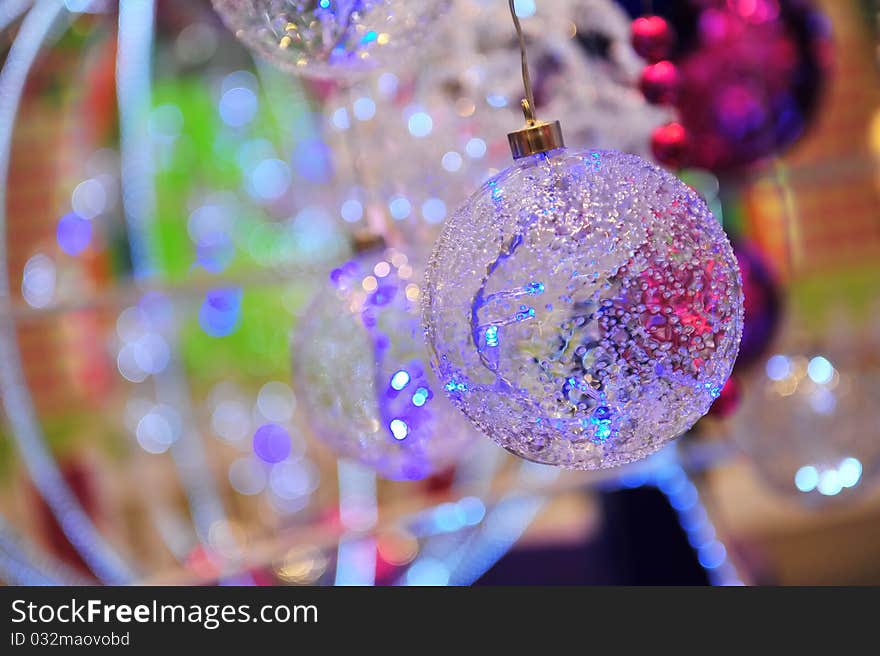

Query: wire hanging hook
left=505, top=0, right=565, bottom=159
left=508, top=0, right=537, bottom=124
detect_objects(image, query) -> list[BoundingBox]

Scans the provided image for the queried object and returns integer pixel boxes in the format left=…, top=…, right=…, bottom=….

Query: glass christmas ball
left=423, top=149, right=743, bottom=470
left=293, top=247, right=475, bottom=480
left=735, top=347, right=879, bottom=502
left=663, top=0, right=832, bottom=172
left=211, top=0, right=452, bottom=80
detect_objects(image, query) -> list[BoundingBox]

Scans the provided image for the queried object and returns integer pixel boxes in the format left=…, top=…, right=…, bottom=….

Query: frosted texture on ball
left=423, top=149, right=743, bottom=469
left=293, top=248, right=474, bottom=480
left=211, top=0, right=451, bottom=79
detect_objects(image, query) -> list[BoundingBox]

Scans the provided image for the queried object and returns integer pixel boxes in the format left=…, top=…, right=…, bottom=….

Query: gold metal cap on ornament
left=508, top=99, right=565, bottom=159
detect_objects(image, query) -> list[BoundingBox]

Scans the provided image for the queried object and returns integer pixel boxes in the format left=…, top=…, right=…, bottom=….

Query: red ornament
left=639, top=61, right=680, bottom=105
left=708, top=376, right=741, bottom=419
left=631, top=16, right=675, bottom=63
left=651, top=122, right=689, bottom=168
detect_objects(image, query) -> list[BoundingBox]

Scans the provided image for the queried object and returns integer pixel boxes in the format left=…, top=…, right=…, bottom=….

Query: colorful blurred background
left=0, top=0, right=878, bottom=586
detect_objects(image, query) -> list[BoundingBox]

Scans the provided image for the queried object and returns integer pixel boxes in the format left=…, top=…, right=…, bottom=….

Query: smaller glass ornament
left=736, top=345, right=879, bottom=502
left=631, top=15, right=675, bottom=63
left=293, top=246, right=475, bottom=480
left=211, top=0, right=452, bottom=80
left=423, top=148, right=743, bottom=470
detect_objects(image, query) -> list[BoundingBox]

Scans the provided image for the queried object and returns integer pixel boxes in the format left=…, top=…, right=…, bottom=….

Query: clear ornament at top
left=212, top=0, right=452, bottom=80
left=423, top=149, right=743, bottom=470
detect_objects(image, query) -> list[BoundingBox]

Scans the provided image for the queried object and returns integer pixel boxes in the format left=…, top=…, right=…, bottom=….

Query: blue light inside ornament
left=389, top=419, right=409, bottom=441
left=56, top=212, right=92, bottom=256
left=360, top=30, right=378, bottom=45
left=445, top=380, right=468, bottom=394
left=525, top=281, right=544, bottom=295
left=390, top=370, right=411, bottom=391
left=515, top=305, right=535, bottom=321
left=485, top=325, right=499, bottom=347
left=412, top=387, right=429, bottom=407
left=588, top=405, right=613, bottom=443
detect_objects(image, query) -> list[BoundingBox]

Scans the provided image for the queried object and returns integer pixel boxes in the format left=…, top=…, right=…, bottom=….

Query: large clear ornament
left=293, top=247, right=475, bottom=480
left=422, top=148, right=743, bottom=470
left=211, top=0, right=452, bottom=80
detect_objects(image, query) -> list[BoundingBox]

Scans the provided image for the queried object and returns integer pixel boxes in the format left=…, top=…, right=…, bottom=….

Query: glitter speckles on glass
left=422, top=149, right=743, bottom=470
left=293, top=248, right=474, bottom=480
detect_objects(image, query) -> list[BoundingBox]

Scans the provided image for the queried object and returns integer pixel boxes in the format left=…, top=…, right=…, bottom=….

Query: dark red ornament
left=639, top=61, right=680, bottom=105
left=651, top=122, right=689, bottom=168
left=707, top=376, right=741, bottom=419
left=631, top=16, right=675, bottom=63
